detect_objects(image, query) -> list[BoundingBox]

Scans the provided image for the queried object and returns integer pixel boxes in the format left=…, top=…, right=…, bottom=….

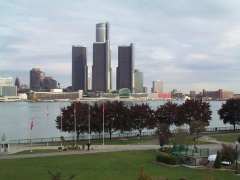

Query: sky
left=0, top=0, right=240, bottom=94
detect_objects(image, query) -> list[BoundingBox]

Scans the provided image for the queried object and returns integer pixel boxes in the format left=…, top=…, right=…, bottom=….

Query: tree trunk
left=234, top=124, right=236, bottom=131
left=139, top=130, right=142, bottom=139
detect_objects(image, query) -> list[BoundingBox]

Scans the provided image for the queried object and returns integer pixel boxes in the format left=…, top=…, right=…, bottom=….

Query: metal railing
left=10, top=131, right=157, bottom=145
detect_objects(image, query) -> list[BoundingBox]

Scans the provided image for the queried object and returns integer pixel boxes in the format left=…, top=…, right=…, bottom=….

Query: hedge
left=156, top=154, right=179, bottom=165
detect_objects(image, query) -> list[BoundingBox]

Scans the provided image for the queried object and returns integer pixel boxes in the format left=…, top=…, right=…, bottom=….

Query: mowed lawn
left=0, top=150, right=239, bottom=180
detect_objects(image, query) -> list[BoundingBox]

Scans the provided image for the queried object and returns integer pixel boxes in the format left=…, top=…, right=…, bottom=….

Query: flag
left=47, top=105, right=49, bottom=116
left=74, top=104, right=76, bottom=115
left=103, top=104, right=105, bottom=114
left=60, top=107, right=62, bottom=114
left=31, top=120, right=33, bottom=130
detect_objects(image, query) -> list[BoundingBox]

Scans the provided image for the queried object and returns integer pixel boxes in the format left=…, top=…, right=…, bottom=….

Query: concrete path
left=0, top=145, right=161, bottom=159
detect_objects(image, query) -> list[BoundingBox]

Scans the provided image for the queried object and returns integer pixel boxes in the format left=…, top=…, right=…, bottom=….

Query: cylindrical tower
left=96, top=22, right=109, bottom=42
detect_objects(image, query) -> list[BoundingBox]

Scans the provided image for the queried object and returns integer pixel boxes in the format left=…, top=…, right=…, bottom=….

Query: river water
left=0, top=101, right=227, bottom=140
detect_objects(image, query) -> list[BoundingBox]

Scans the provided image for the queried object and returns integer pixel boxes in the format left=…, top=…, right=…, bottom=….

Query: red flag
left=31, top=120, right=33, bottom=130
left=47, top=106, right=49, bottom=116
left=60, top=107, right=62, bottom=114
left=74, top=104, right=76, bottom=115
left=103, top=104, right=105, bottom=114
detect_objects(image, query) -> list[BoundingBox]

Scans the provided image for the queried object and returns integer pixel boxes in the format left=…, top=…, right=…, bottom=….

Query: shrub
left=214, top=151, right=222, bottom=168
left=73, top=146, right=78, bottom=150
left=159, top=147, right=172, bottom=153
left=156, top=154, right=179, bottom=165
left=58, top=147, right=62, bottom=150
left=221, top=143, right=236, bottom=164
left=63, top=148, right=67, bottom=151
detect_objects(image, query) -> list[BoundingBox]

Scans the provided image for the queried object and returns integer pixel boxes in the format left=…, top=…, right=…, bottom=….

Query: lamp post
left=235, top=141, right=239, bottom=175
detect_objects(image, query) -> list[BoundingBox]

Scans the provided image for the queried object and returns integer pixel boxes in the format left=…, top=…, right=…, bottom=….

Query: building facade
left=202, top=89, right=234, bottom=100
left=43, top=77, right=57, bottom=90
left=0, top=86, right=17, bottom=96
left=0, top=77, right=13, bottom=86
left=72, top=45, right=88, bottom=92
left=134, top=69, right=143, bottom=93
left=92, top=22, right=112, bottom=93
left=30, top=68, right=45, bottom=91
left=152, top=80, right=163, bottom=93
left=117, top=43, right=135, bottom=92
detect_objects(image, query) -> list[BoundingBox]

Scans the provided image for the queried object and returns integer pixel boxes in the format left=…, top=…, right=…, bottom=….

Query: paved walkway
left=0, top=135, right=235, bottom=160
left=0, top=145, right=160, bottom=159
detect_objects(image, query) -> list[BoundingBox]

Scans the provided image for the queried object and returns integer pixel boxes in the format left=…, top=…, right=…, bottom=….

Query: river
left=0, top=101, right=227, bottom=140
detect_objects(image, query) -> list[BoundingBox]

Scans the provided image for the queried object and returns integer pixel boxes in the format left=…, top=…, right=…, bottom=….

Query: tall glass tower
left=92, top=22, right=112, bottom=93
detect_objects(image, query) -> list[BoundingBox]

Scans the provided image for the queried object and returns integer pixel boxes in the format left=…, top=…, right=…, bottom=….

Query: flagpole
left=88, top=104, right=90, bottom=144
left=74, top=103, right=76, bottom=146
left=31, top=118, right=33, bottom=152
left=103, top=103, right=104, bottom=146
left=60, top=105, right=62, bottom=147
left=47, top=105, right=49, bottom=147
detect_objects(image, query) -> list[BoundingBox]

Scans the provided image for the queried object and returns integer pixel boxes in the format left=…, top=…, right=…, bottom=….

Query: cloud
left=0, top=0, right=240, bottom=93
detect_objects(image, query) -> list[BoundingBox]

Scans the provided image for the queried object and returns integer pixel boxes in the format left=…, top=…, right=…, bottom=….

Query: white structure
left=152, top=80, right=163, bottom=93
left=51, top=89, right=63, bottom=93
left=0, top=134, right=10, bottom=153
left=0, top=77, right=13, bottom=86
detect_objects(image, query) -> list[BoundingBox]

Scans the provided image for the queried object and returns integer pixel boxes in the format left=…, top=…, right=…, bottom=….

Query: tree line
left=55, top=98, right=240, bottom=141
left=55, top=99, right=215, bottom=140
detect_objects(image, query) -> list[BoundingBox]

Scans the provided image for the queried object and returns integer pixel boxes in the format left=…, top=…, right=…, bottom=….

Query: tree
left=189, top=120, right=207, bottom=144
left=136, top=166, right=152, bottom=180
left=155, top=101, right=184, bottom=126
left=103, top=101, right=131, bottom=140
left=181, top=99, right=212, bottom=126
left=221, top=143, right=236, bottom=164
left=218, top=98, right=240, bottom=130
left=214, top=150, right=222, bottom=169
left=156, top=123, right=172, bottom=146
left=55, top=102, right=91, bottom=140
left=130, top=103, right=156, bottom=139
left=173, top=128, right=188, bottom=145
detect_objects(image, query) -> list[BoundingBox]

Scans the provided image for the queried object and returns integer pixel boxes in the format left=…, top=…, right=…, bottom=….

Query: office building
left=88, top=76, right=91, bottom=90
left=30, top=68, right=45, bottom=91
left=134, top=69, right=143, bottom=93
left=143, top=87, right=148, bottom=93
left=72, top=45, right=88, bottom=92
left=0, top=86, right=17, bottom=96
left=43, top=77, right=57, bottom=90
left=202, top=89, right=234, bottom=100
left=0, top=77, right=13, bottom=86
left=152, top=80, right=163, bottom=93
left=117, top=43, right=135, bottom=92
left=92, top=22, right=112, bottom=92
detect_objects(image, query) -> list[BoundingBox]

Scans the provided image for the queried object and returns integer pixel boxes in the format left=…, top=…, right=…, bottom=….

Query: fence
left=9, top=125, right=240, bottom=145
left=172, top=144, right=209, bottom=157
left=10, top=131, right=157, bottom=145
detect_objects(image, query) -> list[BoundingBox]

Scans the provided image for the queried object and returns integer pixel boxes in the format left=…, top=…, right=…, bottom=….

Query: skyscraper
left=30, top=68, right=45, bottom=91
left=72, top=45, right=88, bottom=92
left=134, top=69, right=143, bottom=93
left=152, top=80, right=163, bottom=93
left=117, top=43, right=135, bottom=92
left=92, top=22, right=112, bottom=92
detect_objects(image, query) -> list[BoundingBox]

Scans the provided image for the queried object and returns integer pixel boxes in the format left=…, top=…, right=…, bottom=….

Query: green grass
left=212, top=135, right=240, bottom=143
left=0, top=150, right=238, bottom=180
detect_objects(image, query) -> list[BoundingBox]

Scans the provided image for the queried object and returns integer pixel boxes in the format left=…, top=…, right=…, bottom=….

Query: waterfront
left=0, top=101, right=228, bottom=140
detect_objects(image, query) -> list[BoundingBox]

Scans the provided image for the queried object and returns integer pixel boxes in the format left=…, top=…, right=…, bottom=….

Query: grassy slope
left=0, top=150, right=238, bottom=180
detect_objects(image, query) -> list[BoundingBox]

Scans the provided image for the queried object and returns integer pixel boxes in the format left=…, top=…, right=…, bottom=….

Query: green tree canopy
left=218, top=98, right=240, bottom=130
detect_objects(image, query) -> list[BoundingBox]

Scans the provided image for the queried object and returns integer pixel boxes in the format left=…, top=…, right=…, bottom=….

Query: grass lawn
left=212, top=135, right=240, bottom=143
left=0, top=150, right=238, bottom=180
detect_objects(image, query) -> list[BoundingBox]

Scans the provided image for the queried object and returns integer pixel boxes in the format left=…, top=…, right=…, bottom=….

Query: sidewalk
left=0, top=145, right=160, bottom=159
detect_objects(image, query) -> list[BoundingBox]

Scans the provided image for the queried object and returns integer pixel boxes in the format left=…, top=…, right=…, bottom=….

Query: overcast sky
left=1, top=0, right=240, bottom=94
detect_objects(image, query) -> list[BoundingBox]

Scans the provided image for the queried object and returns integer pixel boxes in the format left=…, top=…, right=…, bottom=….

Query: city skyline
left=1, top=0, right=240, bottom=94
